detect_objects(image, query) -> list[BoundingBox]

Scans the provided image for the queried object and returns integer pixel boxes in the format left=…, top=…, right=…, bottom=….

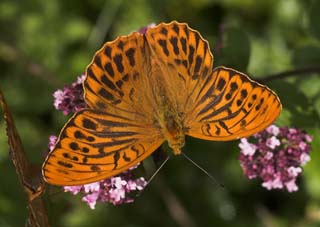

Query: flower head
left=53, top=74, right=87, bottom=115
left=63, top=165, right=147, bottom=209
left=239, top=125, right=312, bottom=192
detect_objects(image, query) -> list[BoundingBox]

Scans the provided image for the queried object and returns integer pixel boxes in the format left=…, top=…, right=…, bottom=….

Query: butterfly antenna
left=136, top=155, right=170, bottom=198
left=146, top=155, right=170, bottom=186
left=181, top=152, right=224, bottom=188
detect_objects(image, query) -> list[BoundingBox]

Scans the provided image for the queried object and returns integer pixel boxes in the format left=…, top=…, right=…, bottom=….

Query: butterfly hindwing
left=43, top=109, right=164, bottom=186
left=185, top=66, right=282, bottom=140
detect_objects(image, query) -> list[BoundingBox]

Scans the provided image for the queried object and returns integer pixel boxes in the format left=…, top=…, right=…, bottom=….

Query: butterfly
left=42, top=21, right=281, bottom=186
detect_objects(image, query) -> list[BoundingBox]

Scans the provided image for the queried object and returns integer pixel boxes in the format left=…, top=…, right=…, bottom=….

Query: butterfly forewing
left=185, top=67, right=281, bottom=140
left=84, top=32, right=155, bottom=121
left=43, top=109, right=164, bottom=186
left=145, top=21, right=213, bottom=113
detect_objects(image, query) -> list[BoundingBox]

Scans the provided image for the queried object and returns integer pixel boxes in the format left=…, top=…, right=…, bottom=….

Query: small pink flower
left=266, top=125, right=280, bottom=136
left=300, top=153, right=311, bottom=165
left=285, top=179, right=298, bottom=192
left=287, top=166, right=302, bottom=177
left=48, top=135, right=58, bottom=152
left=305, top=134, right=313, bottom=143
left=109, top=188, right=126, bottom=203
left=265, top=152, right=273, bottom=160
left=64, top=185, right=82, bottom=195
left=112, top=177, right=127, bottom=189
left=53, top=90, right=65, bottom=110
left=83, top=182, right=101, bottom=193
left=239, top=138, right=257, bottom=156
left=82, top=192, right=100, bottom=209
left=299, top=141, right=307, bottom=150
left=266, top=136, right=280, bottom=149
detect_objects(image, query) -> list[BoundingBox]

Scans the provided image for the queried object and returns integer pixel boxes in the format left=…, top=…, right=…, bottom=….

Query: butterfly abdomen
left=158, top=110, right=185, bottom=155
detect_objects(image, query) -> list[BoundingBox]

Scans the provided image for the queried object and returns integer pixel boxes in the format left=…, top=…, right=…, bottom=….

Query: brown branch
left=0, top=87, right=49, bottom=227
left=258, top=66, right=320, bottom=83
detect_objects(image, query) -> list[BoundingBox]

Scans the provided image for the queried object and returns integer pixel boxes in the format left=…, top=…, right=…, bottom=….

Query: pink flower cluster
left=64, top=169, right=147, bottom=209
left=238, top=125, right=312, bottom=192
left=53, top=75, right=87, bottom=115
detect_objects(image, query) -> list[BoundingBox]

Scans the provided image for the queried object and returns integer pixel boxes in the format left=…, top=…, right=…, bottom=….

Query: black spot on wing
left=158, top=39, right=169, bottom=56
left=94, top=55, right=103, bottom=69
left=169, top=37, right=179, bottom=55
left=180, top=37, right=187, bottom=54
left=160, top=27, right=168, bottom=35
left=104, top=46, right=112, bottom=58
left=69, top=142, right=79, bottom=150
left=217, top=78, right=226, bottom=91
left=82, top=147, right=89, bottom=153
left=99, top=88, right=114, bottom=101
left=194, top=55, right=202, bottom=74
left=113, top=152, right=120, bottom=169
left=117, top=40, right=124, bottom=50
left=188, top=45, right=195, bottom=67
left=104, top=63, right=115, bottom=78
left=101, top=75, right=116, bottom=91
left=82, top=118, right=97, bottom=130
left=125, top=48, right=135, bottom=67
left=113, top=54, right=124, bottom=73
left=123, top=152, right=131, bottom=162
left=57, top=161, right=73, bottom=168
left=122, top=73, right=129, bottom=81
left=172, top=23, right=179, bottom=34
left=74, top=130, right=86, bottom=139
left=91, top=164, right=101, bottom=171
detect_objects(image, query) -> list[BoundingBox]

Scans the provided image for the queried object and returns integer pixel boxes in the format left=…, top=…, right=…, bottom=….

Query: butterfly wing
left=43, top=109, right=164, bottom=186
left=185, top=66, right=282, bottom=140
left=43, top=32, right=164, bottom=186
left=84, top=30, right=156, bottom=120
left=144, top=21, right=213, bottom=114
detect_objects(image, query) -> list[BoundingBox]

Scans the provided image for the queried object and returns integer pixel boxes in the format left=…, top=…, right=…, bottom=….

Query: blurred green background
left=1, top=0, right=320, bottom=226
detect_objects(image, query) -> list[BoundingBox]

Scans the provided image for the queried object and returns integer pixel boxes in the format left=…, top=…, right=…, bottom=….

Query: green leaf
left=309, top=0, right=320, bottom=40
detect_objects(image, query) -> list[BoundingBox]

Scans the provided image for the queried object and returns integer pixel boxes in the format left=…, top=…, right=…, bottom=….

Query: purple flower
left=53, top=74, right=87, bottom=115
left=48, top=135, right=58, bottom=152
left=61, top=166, right=147, bottom=209
left=238, top=125, right=312, bottom=193
left=239, top=138, right=257, bottom=156
left=266, top=136, right=280, bottom=149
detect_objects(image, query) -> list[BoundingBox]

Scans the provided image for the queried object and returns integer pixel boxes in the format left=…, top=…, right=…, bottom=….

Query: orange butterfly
left=42, top=21, right=281, bottom=186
